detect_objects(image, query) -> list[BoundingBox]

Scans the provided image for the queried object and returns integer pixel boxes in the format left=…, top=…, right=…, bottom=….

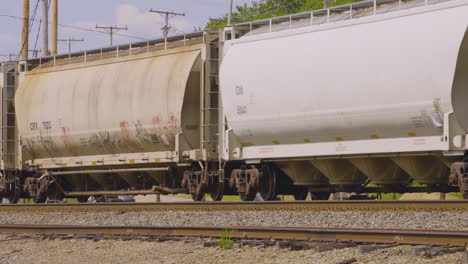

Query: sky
left=0, top=0, right=254, bottom=59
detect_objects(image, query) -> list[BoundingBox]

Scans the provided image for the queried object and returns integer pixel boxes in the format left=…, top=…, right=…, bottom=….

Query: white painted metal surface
left=220, top=0, right=468, bottom=156
left=16, top=46, right=202, bottom=161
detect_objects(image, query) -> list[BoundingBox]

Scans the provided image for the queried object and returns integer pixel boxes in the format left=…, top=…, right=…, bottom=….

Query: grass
left=218, top=228, right=234, bottom=250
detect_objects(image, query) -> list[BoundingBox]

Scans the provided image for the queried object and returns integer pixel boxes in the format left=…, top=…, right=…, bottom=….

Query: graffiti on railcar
left=119, top=121, right=144, bottom=152
left=134, top=120, right=160, bottom=145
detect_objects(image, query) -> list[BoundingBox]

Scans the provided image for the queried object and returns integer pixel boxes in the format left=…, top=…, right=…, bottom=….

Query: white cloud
left=116, top=4, right=160, bottom=26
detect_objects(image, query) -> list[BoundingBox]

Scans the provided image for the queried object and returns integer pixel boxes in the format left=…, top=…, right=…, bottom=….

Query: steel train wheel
left=311, top=192, right=331, bottom=200
left=7, top=192, right=19, bottom=204
left=77, top=196, right=90, bottom=203
left=239, top=192, right=256, bottom=201
left=34, top=195, right=47, bottom=204
left=293, top=189, right=308, bottom=200
left=209, top=181, right=224, bottom=201
left=47, top=183, right=65, bottom=201
left=259, top=165, right=277, bottom=201
left=236, top=168, right=258, bottom=201
left=191, top=193, right=205, bottom=201
left=7, top=176, right=20, bottom=204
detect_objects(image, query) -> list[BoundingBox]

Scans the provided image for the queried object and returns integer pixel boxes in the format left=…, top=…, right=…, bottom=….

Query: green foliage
left=218, top=228, right=234, bottom=250
left=206, top=0, right=363, bottom=28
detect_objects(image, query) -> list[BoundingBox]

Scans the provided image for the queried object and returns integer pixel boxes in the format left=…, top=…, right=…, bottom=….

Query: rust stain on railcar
left=60, top=127, right=79, bottom=156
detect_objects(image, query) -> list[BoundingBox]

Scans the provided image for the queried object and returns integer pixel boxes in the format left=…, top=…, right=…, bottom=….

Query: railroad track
left=0, top=224, right=466, bottom=247
left=0, top=200, right=467, bottom=213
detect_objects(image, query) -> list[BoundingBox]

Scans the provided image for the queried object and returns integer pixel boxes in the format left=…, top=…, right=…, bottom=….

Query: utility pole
left=58, top=38, right=84, bottom=54
left=324, top=0, right=329, bottom=8
left=95, top=25, right=128, bottom=46
left=28, top=49, right=40, bottom=58
left=148, top=9, right=185, bottom=39
left=41, top=0, right=49, bottom=56
left=228, top=0, right=234, bottom=25
left=0, top=54, right=15, bottom=62
left=21, top=0, right=29, bottom=60
left=50, top=0, right=58, bottom=55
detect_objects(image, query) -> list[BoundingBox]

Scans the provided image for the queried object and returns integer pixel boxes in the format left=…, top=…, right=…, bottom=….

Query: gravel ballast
left=0, top=235, right=464, bottom=264
left=0, top=210, right=466, bottom=230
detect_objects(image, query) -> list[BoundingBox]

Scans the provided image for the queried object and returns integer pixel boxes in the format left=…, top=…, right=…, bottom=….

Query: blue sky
left=0, top=0, right=253, bottom=58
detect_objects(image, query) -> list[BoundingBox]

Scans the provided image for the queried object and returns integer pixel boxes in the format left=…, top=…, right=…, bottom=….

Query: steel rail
left=0, top=225, right=466, bottom=246
left=0, top=200, right=467, bottom=213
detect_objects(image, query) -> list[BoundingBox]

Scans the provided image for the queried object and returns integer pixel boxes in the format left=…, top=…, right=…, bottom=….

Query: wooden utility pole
left=95, top=25, right=128, bottom=46
left=21, top=0, right=29, bottom=60
left=50, top=0, right=58, bottom=55
left=148, top=9, right=185, bottom=38
left=40, top=0, right=49, bottom=56
left=58, top=38, right=84, bottom=54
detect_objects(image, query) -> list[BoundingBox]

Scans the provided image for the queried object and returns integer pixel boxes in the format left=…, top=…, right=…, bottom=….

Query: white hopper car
left=0, top=0, right=467, bottom=202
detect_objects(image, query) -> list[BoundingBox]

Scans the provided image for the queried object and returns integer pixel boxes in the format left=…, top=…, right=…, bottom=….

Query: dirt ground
left=0, top=235, right=464, bottom=264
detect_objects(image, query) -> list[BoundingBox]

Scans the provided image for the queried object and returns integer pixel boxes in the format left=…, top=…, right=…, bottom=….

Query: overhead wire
left=0, top=14, right=147, bottom=42
left=32, top=0, right=51, bottom=56
left=15, top=0, right=40, bottom=60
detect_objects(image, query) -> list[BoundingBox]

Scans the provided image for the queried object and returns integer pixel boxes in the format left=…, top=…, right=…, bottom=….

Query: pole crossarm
left=95, top=25, right=128, bottom=46
left=148, top=9, right=185, bottom=39
left=58, top=38, right=84, bottom=54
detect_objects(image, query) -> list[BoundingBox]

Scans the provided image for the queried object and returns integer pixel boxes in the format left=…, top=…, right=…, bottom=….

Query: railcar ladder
left=0, top=62, right=18, bottom=171
left=201, top=30, right=222, bottom=163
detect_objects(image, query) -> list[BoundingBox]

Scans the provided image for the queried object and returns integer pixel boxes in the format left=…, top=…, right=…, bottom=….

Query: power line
left=95, top=25, right=128, bottom=46
left=148, top=9, right=185, bottom=39
left=0, top=14, right=146, bottom=41
left=28, top=49, right=40, bottom=58
left=16, top=0, right=40, bottom=60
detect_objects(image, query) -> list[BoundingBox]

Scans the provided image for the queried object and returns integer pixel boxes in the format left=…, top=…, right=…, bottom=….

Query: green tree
left=206, top=0, right=360, bottom=28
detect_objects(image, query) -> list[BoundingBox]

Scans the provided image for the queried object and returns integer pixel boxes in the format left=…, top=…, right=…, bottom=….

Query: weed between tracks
left=218, top=228, right=234, bottom=250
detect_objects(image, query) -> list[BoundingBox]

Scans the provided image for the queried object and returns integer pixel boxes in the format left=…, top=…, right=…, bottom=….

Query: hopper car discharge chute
left=1, top=0, right=468, bottom=203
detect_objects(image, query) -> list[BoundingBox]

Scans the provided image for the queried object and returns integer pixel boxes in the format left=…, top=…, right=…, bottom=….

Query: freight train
left=0, top=0, right=467, bottom=203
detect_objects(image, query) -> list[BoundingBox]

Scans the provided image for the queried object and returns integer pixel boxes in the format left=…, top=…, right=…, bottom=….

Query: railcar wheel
left=209, top=182, right=224, bottom=201
left=191, top=193, right=205, bottom=201
left=47, top=183, right=65, bottom=201
left=259, top=165, right=277, bottom=201
left=239, top=192, right=256, bottom=201
left=7, top=193, right=19, bottom=204
left=77, top=196, right=90, bottom=203
left=311, top=192, right=331, bottom=200
left=34, top=192, right=47, bottom=204
left=182, top=167, right=207, bottom=202
left=7, top=180, right=20, bottom=204
left=293, top=189, right=308, bottom=200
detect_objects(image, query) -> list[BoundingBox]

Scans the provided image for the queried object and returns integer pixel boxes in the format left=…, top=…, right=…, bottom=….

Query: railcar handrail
left=231, top=0, right=454, bottom=35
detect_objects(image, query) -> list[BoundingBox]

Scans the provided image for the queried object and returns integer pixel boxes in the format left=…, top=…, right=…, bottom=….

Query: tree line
left=206, top=0, right=359, bottom=28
